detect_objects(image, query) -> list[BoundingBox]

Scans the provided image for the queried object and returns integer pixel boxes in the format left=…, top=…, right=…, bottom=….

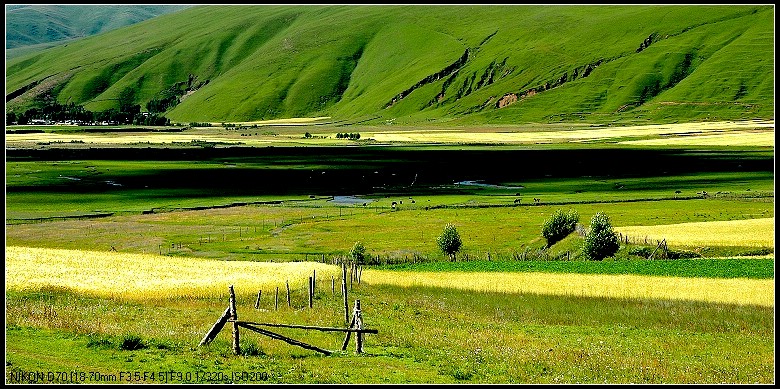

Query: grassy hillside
left=5, top=5, right=190, bottom=57
left=5, top=5, right=774, bottom=125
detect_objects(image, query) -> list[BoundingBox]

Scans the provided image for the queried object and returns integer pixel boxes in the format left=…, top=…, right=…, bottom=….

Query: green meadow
left=5, top=124, right=775, bottom=383
left=4, top=4, right=775, bottom=384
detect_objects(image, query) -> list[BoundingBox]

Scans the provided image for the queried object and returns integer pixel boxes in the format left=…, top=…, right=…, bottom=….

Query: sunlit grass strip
left=362, top=269, right=774, bottom=307
left=5, top=246, right=339, bottom=300
left=365, top=120, right=774, bottom=144
left=619, top=130, right=774, bottom=147
left=218, top=116, right=331, bottom=126
left=4, top=133, right=271, bottom=145
left=615, top=218, right=774, bottom=247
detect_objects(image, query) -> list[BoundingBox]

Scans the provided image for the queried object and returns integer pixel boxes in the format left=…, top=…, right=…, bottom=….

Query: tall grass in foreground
left=5, top=246, right=339, bottom=300
left=5, top=282, right=774, bottom=383
left=362, top=270, right=774, bottom=307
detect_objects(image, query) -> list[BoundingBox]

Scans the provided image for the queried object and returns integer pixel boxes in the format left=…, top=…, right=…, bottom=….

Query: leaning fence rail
left=199, top=285, right=376, bottom=356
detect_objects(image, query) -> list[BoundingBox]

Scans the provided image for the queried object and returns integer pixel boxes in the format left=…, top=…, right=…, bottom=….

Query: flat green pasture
left=383, top=258, right=775, bottom=279
left=5, top=190, right=315, bottom=221
left=5, top=197, right=773, bottom=261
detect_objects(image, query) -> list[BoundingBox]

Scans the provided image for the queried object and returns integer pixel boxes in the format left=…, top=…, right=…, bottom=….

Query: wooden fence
left=198, top=260, right=373, bottom=356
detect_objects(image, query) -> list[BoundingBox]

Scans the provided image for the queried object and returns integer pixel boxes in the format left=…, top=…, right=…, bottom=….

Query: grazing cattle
left=514, top=198, right=521, bottom=204
left=391, top=201, right=397, bottom=209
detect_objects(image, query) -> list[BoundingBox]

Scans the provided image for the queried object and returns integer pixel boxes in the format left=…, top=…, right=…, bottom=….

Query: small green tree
left=437, top=223, right=462, bottom=261
left=350, top=241, right=367, bottom=265
left=583, top=212, right=620, bottom=260
left=541, top=209, right=579, bottom=247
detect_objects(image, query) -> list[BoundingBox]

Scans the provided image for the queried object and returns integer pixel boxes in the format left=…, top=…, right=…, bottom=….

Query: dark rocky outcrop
left=385, top=48, right=470, bottom=109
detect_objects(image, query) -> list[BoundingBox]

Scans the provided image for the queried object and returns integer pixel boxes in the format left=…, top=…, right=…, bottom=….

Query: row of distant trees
left=335, top=132, right=361, bottom=140
left=7, top=100, right=170, bottom=126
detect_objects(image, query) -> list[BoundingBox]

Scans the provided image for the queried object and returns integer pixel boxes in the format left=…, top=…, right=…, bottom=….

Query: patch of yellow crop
left=362, top=270, right=774, bottom=307
left=615, top=218, right=775, bottom=247
left=4, top=133, right=273, bottom=146
left=223, top=116, right=331, bottom=126
left=5, top=246, right=338, bottom=300
left=365, top=120, right=774, bottom=144
left=619, top=130, right=774, bottom=146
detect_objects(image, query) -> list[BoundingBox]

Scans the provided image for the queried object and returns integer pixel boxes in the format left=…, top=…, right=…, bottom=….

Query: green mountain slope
left=5, top=5, right=774, bottom=125
left=5, top=4, right=190, bottom=57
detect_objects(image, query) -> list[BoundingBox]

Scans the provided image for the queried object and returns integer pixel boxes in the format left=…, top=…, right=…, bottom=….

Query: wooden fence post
left=308, top=276, right=313, bottom=309
left=229, top=285, right=240, bottom=355
left=198, top=306, right=231, bottom=346
left=286, top=280, right=291, bottom=308
left=331, top=275, right=335, bottom=295
left=254, top=291, right=262, bottom=309
left=648, top=239, right=667, bottom=260
left=275, top=287, right=279, bottom=311
left=341, top=311, right=356, bottom=351
left=312, top=270, right=316, bottom=293
left=341, top=262, right=349, bottom=325
left=354, top=299, right=363, bottom=354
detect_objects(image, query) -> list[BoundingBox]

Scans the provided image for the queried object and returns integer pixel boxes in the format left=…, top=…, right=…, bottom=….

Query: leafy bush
left=542, top=209, right=579, bottom=247
left=583, top=212, right=620, bottom=260
left=350, top=241, right=367, bottom=264
left=437, top=223, right=463, bottom=261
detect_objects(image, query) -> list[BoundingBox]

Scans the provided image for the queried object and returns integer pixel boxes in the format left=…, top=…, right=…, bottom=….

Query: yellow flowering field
left=619, top=130, right=774, bottom=147
left=364, top=120, right=774, bottom=144
left=362, top=270, right=774, bottom=307
left=4, top=132, right=273, bottom=146
left=5, top=246, right=339, bottom=300
left=615, top=218, right=775, bottom=247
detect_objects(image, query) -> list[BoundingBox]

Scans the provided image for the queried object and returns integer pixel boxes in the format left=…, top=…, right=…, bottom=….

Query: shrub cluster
left=583, top=212, right=620, bottom=260
left=541, top=209, right=579, bottom=247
